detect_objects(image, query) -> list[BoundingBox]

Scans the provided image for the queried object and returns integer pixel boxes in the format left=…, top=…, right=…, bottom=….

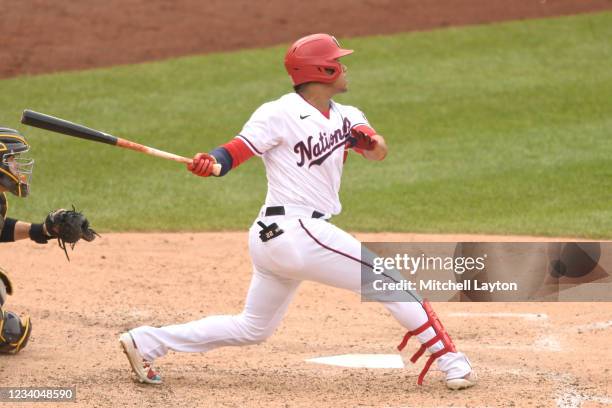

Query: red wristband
left=223, top=138, right=255, bottom=168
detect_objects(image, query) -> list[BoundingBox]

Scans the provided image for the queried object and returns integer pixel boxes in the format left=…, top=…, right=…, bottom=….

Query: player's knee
left=244, top=332, right=269, bottom=345
left=236, top=317, right=275, bottom=344
left=242, top=326, right=274, bottom=344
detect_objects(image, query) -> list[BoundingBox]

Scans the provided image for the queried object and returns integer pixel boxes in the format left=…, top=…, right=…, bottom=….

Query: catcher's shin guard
left=397, top=299, right=456, bottom=385
left=0, top=310, right=32, bottom=354
left=0, top=267, right=13, bottom=307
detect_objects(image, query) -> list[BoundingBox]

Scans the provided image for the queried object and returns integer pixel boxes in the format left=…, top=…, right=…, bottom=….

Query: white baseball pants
left=131, top=208, right=471, bottom=379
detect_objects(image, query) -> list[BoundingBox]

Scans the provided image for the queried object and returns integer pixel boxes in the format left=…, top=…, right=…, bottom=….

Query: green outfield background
left=1, top=12, right=610, bottom=237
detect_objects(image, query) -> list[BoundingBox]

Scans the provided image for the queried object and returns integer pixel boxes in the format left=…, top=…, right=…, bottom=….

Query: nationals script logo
left=294, top=118, right=351, bottom=168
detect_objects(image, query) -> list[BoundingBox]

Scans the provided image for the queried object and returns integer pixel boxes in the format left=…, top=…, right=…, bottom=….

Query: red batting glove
left=188, top=152, right=217, bottom=177
left=349, top=128, right=378, bottom=151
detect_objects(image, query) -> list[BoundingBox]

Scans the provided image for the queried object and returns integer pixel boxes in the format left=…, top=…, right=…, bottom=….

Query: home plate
left=305, top=354, right=405, bottom=369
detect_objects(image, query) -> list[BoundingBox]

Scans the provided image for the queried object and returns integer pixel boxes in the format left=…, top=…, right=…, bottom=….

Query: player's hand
left=188, top=153, right=217, bottom=177
left=44, top=206, right=99, bottom=261
left=348, top=128, right=378, bottom=151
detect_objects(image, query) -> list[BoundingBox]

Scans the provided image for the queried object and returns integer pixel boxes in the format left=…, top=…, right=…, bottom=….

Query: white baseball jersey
left=236, top=93, right=370, bottom=215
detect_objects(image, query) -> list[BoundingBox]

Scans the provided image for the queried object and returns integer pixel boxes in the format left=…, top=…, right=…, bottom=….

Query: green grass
left=1, top=12, right=611, bottom=237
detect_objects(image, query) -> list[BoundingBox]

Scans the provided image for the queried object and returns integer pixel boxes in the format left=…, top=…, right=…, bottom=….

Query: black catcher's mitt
left=45, top=206, right=99, bottom=260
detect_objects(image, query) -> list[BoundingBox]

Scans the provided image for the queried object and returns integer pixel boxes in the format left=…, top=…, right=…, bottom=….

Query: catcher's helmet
left=0, top=128, right=34, bottom=197
left=284, top=33, right=353, bottom=86
left=0, top=309, right=32, bottom=354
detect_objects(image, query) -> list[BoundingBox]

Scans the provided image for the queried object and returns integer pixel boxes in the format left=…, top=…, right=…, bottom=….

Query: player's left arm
left=0, top=219, right=48, bottom=242
left=13, top=221, right=41, bottom=241
left=362, top=134, right=387, bottom=161
left=348, top=124, right=387, bottom=161
left=2, top=210, right=98, bottom=250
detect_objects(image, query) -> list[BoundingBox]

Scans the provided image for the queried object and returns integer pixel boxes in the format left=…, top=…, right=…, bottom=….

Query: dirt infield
left=3, top=0, right=612, bottom=78
left=1, top=232, right=610, bottom=407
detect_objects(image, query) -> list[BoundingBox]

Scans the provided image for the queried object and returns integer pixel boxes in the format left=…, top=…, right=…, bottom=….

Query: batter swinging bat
left=20, top=110, right=222, bottom=176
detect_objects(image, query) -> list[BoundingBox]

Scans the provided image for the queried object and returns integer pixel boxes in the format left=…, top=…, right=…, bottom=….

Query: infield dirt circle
left=2, top=1, right=612, bottom=407
left=2, top=232, right=611, bottom=407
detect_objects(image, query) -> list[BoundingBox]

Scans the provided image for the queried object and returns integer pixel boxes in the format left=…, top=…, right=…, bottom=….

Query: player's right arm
left=188, top=102, right=282, bottom=177
left=187, top=139, right=254, bottom=177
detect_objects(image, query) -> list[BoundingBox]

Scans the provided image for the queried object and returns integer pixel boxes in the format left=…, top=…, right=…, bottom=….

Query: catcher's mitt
left=45, top=206, right=99, bottom=260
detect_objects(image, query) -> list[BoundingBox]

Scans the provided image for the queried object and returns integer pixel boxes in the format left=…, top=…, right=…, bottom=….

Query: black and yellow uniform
left=0, top=126, right=96, bottom=354
left=0, top=191, right=6, bottom=229
left=0, top=209, right=32, bottom=353
left=0, top=128, right=34, bottom=354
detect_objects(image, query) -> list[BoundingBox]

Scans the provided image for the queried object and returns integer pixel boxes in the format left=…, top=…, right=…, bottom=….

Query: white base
left=305, top=354, right=405, bottom=369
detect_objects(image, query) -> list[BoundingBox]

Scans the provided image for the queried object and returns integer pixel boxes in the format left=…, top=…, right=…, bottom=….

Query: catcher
left=0, top=127, right=98, bottom=354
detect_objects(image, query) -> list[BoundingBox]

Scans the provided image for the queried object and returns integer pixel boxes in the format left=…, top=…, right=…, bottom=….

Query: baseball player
left=119, top=34, right=476, bottom=390
left=0, top=127, right=97, bottom=354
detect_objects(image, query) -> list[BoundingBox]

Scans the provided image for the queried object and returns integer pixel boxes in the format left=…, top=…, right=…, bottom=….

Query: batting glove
left=188, top=153, right=217, bottom=177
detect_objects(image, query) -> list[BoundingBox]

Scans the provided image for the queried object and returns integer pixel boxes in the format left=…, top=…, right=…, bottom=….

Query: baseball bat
left=20, top=110, right=221, bottom=176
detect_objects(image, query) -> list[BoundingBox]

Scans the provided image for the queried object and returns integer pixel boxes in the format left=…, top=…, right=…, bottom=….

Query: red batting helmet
left=284, top=34, right=353, bottom=86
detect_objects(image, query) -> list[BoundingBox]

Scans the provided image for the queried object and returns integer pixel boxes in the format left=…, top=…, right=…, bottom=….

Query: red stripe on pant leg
left=298, top=219, right=373, bottom=268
